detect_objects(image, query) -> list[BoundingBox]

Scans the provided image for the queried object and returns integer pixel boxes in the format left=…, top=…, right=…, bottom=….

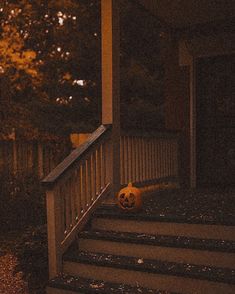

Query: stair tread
left=48, top=274, right=178, bottom=294
left=94, top=205, right=235, bottom=226
left=64, top=251, right=235, bottom=285
left=78, top=230, right=235, bottom=253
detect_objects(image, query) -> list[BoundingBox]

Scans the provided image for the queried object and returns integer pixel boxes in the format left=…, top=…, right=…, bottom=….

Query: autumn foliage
left=0, top=0, right=165, bottom=136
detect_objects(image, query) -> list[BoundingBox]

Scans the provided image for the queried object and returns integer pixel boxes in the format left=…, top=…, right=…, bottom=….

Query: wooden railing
left=120, top=130, right=179, bottom=187
left=43, top=126, right=180, bottom=278
left=42, top=125, right=111, bottom=278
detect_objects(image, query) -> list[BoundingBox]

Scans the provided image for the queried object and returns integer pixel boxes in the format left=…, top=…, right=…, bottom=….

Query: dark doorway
left=196, top=54, right=235, bottom=187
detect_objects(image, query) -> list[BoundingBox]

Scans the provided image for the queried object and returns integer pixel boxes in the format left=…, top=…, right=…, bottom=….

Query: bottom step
left=63, top=251, right=235, bottom=294
left=47, top=274, right=177, bottom=294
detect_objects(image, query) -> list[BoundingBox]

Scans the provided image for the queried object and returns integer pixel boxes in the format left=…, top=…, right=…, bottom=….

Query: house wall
left=163, top=37, right=191, bottom=187
left=163, top=31, right=235, bottom=188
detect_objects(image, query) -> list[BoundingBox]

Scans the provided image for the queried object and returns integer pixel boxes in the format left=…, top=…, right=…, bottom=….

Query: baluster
left=132, top=137, right=136, bottom=183
left=145, top=138, right=148, bottom=181
left=70, top=175, right=76, bottom=227
left=127, top=136, right=131, bottom=182
left=164, top=140, right=167, bottom=177
left=105, top=138, right=112, bottom=186
left=160, top=139, right=163, bottom=178
left=150, top=139, right=154, bottom=180
left=135, top=137, right=140, bottom=183
left=80, top=163, right=85, bottom=213
left=83, top=161, right=88, bottom=209
left=163, top=140, right=166, bottom=177
left=120, top=136, right=124, bottom=185
left=162, top=140, right=165, bottom=177
left=100, top=144, right=105, bottom=189
left=86, top=157, right=92, bottom=205
left=60, top=185, right=66, bottom=235
left=91, top=152, right=96, bottom=201
left=167, top=140, right=171, bottom=177
left=149, top=139, right=152, bottom=180
left=56, top=185, right=62, bottom=236
left=123, top=136, right=128, bottom=184
left=74, top=168, right=81, bottom=221
left=146, top=138, right=149, bottom=181
left=65, top=178, right=72, bottom=234
left=141, top=138, right=144, bottom=181
left=164, top=141, right=168, bottom=177
left=129, top=136, right=132, bottom=183
left=147, top=139, right=151, bottom=181
left=175, top=140, right=179, bottom=177
left=127, top=137, right=130, bottom=183
left=133, top=137, right=137, bottom=182
left=140, top=137, right=144, bottom=182
left=157, top=140, right=161, bottom=179
left=170, top=140, right=174, bottom=176
left=144, top=139, right=148, bottom=181
left=96, top=147, right=101, bottom=194
left=154, top=139, right=157, bottom=180
left=153, top=139, right=156, bottom=179
left=144, top=138, right=148, bottom=181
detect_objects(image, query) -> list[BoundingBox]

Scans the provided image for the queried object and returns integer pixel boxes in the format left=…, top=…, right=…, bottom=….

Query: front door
left=196, top=54, right=235, bottom=187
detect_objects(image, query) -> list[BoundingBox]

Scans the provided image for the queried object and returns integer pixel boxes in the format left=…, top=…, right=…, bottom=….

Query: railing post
left=46, top=188, right=62, bottom=278
left=101, top=0, right=120, bottom=197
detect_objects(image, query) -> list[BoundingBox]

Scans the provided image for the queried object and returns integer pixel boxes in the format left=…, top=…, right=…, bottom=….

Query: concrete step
left=92, top=211, right=235, bottom=240
left=47, top=274, right=177, bottom=294
left=78, top=230, right=235, bottom=269
left=63, top=251, right=235, bottom=294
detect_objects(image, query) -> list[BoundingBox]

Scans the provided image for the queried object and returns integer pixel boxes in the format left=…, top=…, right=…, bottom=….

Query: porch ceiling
left=138, top=0, right=235, bottom=28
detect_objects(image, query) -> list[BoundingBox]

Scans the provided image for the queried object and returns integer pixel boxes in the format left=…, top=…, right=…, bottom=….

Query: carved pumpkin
left=117, top=183, right=142, bottom=211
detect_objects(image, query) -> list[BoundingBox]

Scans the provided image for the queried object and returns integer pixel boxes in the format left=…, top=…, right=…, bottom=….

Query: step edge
left=64, top=252, right=235, bottom=285
left=93, top=211, right=235, bottom=226
left=78, top=231, right=235, bottom=253
left=47, top=275, right=178, bottom=294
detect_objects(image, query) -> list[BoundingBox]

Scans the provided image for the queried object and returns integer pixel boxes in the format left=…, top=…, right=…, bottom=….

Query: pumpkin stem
left=128, top=182, right=133, bottom=187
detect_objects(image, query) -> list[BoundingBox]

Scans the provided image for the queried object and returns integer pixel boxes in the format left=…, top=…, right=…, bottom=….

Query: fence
left=0, top=140, right=70, bottom=178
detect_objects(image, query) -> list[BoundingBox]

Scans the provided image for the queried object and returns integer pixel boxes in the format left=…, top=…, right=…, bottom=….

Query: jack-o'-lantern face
left=119, top=192, right=136, bottom=209
left=117, top=183, right=142, bottom=212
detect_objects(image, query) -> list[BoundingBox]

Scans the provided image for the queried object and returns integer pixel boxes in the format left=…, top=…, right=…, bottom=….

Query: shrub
left=0, top=171, right=46, bottom=231
left=15, top=225, right=48, bottom=294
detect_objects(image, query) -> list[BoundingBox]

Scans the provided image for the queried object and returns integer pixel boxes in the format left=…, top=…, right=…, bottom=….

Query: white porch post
left=101, top=0, right=120, bottom=196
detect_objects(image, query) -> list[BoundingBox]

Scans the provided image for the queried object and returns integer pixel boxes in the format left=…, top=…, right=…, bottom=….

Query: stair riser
left=63, top=261, right=235, bottom=294
left=78, top=238, right=235, bottom=269
left=92, top=218, right=235, bottom=241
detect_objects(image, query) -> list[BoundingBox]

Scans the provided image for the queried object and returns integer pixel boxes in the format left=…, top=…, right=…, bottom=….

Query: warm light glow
left=73, top=79, right=85, bottom=86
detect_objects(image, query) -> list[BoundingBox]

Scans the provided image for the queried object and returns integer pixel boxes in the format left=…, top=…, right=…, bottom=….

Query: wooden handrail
left=43, top=124, right=112, bottom=278
left=42, top=124, right=111, bottom=188
left=121, top=129, right=180, bottom=138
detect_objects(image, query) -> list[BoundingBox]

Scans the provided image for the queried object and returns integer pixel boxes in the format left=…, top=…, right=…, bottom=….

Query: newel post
left=101, top=0, right=120, bottom=196
left=46, top=187, right=62, bottom=278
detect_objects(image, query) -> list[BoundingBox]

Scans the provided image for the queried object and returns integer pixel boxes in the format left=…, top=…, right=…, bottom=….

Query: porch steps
left=77, top=230, right=235, bottom=269
left=92, top=206, right=235, bottom=240
left=48, top=205, right=235, bottom=294
left=62, top=250, right=235, bottom=294
left=47, top=274, right=174, bottom=294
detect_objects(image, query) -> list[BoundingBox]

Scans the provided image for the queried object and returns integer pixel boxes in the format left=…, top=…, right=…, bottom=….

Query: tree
left=0, top=0, right=101, bottom=136
left=120, top=0, right=165, bottom=130
left=0, top=0, right=165, bottom=136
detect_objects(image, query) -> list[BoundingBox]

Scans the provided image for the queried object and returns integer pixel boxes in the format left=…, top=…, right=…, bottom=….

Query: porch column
left=101, top=0, right=120, bottom=196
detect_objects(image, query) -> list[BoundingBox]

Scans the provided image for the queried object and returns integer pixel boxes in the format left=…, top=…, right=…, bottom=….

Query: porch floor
left=104, top=188, right=235, bottom=225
